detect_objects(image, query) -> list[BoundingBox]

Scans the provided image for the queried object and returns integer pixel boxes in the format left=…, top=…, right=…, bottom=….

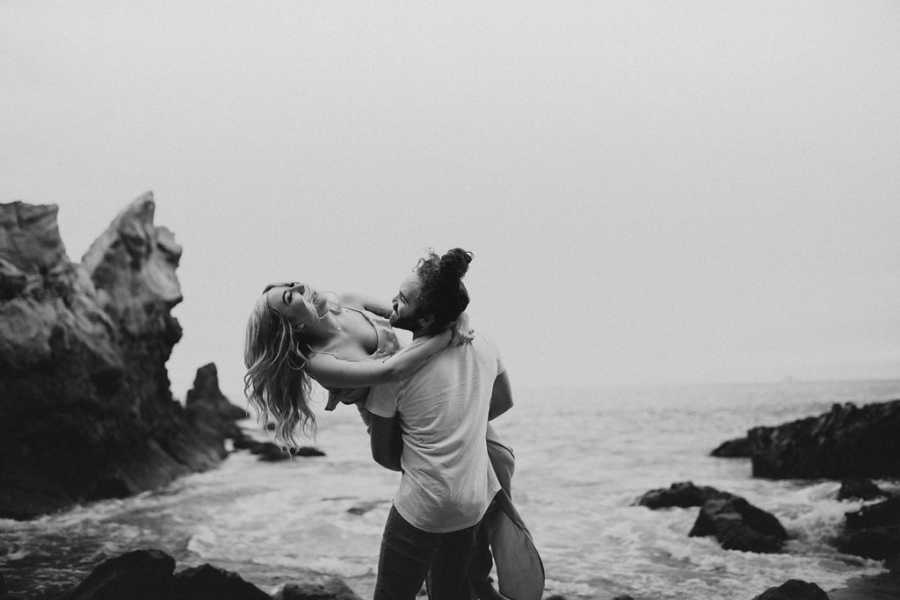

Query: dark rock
left=835, top=497, right=900, bottom=560
left=611, top=596, right=635, bottom=600
left=711, top=436, right=752, bottom=458
left=232, top=435, right=261, bottom=451
left=837, top=479, right=886, bottom=501
left=184, top=362, right=249, bottom=451
left=186, top=362, right=248, bottom=422
left=845, top=497, right=900, bottom=530
left=173, top=564, right=270, bottom=600
left=273, top=579, right=361, bottom=600
left=240, top=440, right=326, bottom=461
left=689, top=497, right=788, bottom=553
left=293, top=446, right=326, bottom=457
left=347, top=500, right=387, bottom=516
left=887, top=553, right=900, bottom=573
left=636, top=481, right=737, bottom=509
left=0, top=195, right=236, bottom=519
left=254, top=442, right=291, bottom=462
left=543, top=596, right=567, bottom=600
left=0, top=572, right=6, bottom=596
left=748, top=400, right=900, bottom=479
left=59, top=549, right=176, bottom=600
left=751, top=579, right=829, bottom=600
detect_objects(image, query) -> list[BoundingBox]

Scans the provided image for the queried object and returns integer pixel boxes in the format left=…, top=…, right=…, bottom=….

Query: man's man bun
left=414, top=247, right=473, bottom=335
left=438, top=248, right=473, bottom=282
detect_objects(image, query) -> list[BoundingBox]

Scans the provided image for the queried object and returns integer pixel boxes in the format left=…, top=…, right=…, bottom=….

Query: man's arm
left=488, top=371, right=513, bottom=421
left=370, top=413, right=403, bottom=471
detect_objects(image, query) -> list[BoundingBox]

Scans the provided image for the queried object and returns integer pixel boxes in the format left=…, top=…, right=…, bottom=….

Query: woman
left=243, top=277, right=461, bottom=447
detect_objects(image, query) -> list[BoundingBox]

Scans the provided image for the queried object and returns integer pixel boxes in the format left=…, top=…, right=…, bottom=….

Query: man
left=366, top=248, right=513, bottom=600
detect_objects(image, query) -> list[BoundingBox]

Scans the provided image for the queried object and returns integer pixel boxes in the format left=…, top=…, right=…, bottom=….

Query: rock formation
left=710, top=436, right=752, bottom=458
left=688, top=497, right=788, bottom=553
left=56, top=549, right=361, bottom=600
left=835, top=496, right=900, bottom=561
left=0, top=194, right=239, bottom=519
left=750, top=579, right=829, bottom=600
left=837, top=478, right=886, bottom=502
left=714, top=400, right=900, bottom=479
left=273, top=580, right=361, bottom=600
left=636, top=481, right=737, bottom=509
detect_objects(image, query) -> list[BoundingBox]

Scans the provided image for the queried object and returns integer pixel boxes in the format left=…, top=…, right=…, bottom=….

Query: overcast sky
left=2, top=1, right=898, bottom=397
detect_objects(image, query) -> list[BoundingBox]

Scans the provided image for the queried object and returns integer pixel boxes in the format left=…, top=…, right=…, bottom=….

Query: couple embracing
left=244, top=248, right=543, bottom=600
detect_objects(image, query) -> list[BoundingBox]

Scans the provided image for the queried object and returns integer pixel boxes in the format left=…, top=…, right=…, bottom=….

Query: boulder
left=59, top=549, right=176, bottom=600
left=0, top=195, right=236, bottom=519
left=689, top=497, right=788, bottom=553
left=273, top=579, right=361, bottom=600
left=751, top=579, right=829, bottom=600
left=293, top=446, right=326, bottom=457
left=186, top=362, right=248, bottom=422
left=235, top=438, right=327, bottom=462
left=835, top=497, right=900, bottom=560
left=254, top=441, right=292, bottom=462
left=173, top=564, right=270, bottom=600
left=747, top=400, right=900, bottom=479
left=184, top=362, right=248, bottom=447
left=636, top=481, right=737, bottom=509
left=710, top=436, right=752, bottom=458
left=837, top=479, right=886, bottom=501
left=347, top=500, right=387, bottom=516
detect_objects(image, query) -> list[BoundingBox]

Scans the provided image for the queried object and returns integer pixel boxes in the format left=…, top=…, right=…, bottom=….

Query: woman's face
left=264, top=282, right=325, bottom=326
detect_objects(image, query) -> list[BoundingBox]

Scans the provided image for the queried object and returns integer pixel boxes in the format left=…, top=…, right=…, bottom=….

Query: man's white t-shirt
left=366, top=334, right=503, bottom=533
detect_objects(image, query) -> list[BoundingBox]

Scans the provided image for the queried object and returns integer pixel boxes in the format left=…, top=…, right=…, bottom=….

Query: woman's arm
left=306, top=329, right=452, bottom=389
left=338, top=292, right=393, bottom=318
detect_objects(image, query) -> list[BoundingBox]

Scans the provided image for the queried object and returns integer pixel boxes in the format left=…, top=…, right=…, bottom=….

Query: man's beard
left=390, top=310, right=421, bottom=332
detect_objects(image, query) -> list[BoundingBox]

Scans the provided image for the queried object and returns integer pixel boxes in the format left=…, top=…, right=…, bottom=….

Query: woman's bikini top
left=313, top=305, right=400, bottom=359
left=314, top=306, right=401, bottom=409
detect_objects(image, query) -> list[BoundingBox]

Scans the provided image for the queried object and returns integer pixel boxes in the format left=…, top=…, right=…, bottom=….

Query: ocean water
left=3, top=379, right=900, bottom=599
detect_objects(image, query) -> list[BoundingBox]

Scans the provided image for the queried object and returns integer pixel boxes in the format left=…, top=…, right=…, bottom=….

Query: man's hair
left=414, top=247, right=472, bottom=335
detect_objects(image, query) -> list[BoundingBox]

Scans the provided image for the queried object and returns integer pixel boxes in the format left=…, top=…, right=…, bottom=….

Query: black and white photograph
left=1, top=2, right=899, bottom=599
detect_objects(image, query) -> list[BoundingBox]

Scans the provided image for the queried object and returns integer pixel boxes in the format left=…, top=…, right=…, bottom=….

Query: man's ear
left=417, top=312, right=435, bottom=332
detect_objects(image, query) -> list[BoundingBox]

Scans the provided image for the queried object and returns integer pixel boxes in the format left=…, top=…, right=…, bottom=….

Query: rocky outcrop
left=173, top=564, right=270, bottom=600
left=636, top=481, right=737, bottom=509
left=837, top=478, right=886, bottom=502
left=186, top=363, right=248, bottom=423
left=273, top=580, right=361, bottom=600
left=834, top=497, right=900, bottom=560
left=689, top=497, right=788, bottom=553
left=185, top=362, right=248, bottom=445
left=57, top=549, right=359, bottom=600
left=0, top=194, right=238, bottom=519
left=60, top=549, right=177, bottom=600
left=233, top=438, right=327, bottom=462
left=745, top=400, right=900, bottom=479
left=710, top=436, right=752, bottom=458
left=750, top=579, right=829, bottom=600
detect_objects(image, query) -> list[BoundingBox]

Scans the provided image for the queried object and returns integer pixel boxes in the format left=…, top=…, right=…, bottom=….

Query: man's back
left=367, top=334, right=503, bottom=533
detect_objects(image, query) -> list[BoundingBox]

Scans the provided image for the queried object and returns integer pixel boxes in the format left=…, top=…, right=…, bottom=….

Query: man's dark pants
left=374, top=506, right=479, bottom=600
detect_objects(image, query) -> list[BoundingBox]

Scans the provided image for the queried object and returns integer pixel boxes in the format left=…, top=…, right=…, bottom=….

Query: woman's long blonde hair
left=243, top=293, right=315, bottom=448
